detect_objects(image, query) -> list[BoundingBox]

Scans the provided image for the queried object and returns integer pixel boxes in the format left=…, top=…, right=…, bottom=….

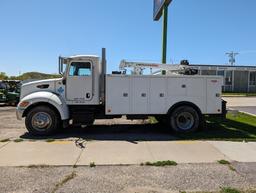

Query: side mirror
left=58, top=56, right=64, bottom=75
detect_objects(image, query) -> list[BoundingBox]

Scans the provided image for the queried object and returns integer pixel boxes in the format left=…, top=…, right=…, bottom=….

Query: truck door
left=66, top=61, right=93, bottom=103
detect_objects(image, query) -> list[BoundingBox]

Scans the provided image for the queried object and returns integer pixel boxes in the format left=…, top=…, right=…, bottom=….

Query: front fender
left=18, top=91, right=69, bottom=120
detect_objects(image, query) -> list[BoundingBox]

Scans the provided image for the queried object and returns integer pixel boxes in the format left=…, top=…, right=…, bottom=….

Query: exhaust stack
left=100, top=48, right=106, bottom=103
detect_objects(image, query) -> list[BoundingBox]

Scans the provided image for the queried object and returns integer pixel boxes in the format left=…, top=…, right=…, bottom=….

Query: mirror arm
left=62, top=78, right=66, bottom=85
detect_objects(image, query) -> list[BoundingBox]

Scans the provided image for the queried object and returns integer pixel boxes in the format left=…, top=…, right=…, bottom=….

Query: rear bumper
left=222, top=100, right=227, bottom=118
left=16, top=106, right=24, bottom=120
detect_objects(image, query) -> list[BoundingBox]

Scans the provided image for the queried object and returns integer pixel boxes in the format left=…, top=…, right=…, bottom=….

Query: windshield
left=0, top=82, right=7, bottom=89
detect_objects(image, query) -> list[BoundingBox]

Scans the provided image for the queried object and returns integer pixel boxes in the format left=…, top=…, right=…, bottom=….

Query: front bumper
left=16, top=106, right=24, bottom=120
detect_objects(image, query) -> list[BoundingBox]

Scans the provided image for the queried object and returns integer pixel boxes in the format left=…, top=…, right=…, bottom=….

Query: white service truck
left=17, top=49, right=226, bottom=135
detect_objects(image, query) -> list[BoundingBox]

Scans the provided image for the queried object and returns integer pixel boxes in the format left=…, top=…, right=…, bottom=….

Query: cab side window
left=69, top=62, right=92, bottom=76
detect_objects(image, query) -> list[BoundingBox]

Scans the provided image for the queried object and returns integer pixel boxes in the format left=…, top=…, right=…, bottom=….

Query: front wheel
left=169, top=105, right=201, bottom=133
left=25, top=106, right=60, bottom=136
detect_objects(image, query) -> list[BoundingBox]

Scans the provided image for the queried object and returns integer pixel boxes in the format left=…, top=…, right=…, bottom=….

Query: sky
left=0, top=0, right=256, bottom=76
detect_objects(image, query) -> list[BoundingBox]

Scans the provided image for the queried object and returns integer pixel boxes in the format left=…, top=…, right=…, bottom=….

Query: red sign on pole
left=153, top=0, right=172, bottom=21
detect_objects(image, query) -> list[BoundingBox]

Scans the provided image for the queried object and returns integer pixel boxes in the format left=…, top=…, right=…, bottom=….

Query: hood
left=20, top=78, right=63, bottom=99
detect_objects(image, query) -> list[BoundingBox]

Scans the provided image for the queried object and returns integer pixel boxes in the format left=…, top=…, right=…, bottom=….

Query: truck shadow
left=20, top=117, right=256, bottom=142
left=20, top=123, right=177, bottom=142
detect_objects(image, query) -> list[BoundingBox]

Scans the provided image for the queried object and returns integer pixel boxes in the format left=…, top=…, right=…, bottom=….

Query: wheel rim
left=31, top=112, right=52, bottom=131
left=175, top=112, right=194, bottom=131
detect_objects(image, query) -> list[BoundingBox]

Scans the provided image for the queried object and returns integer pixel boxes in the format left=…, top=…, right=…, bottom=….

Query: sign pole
left=162, top=4, right=168, bottom=64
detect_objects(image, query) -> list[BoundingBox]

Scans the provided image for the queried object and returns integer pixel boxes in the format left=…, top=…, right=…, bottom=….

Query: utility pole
left=162, top=4, right=168, bottom=64
left=226, top=51, right=239, bottom=66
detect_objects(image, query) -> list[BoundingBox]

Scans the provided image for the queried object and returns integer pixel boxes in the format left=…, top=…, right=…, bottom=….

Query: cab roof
left=67, top=55, right=99, bottom=59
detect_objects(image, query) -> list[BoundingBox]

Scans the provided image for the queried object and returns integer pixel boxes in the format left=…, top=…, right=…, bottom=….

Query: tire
left=169, top=105, right=201, bottom=133
left=25, top=106, right=60, bottom=136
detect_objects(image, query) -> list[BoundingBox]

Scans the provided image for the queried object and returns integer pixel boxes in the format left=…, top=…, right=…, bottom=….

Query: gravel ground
left=0, top=163, right=255, bottom=193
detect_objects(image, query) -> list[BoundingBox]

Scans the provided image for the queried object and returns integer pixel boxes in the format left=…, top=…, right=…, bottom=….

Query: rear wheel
left=25, top=106, right=60, bottom=136
left=169, top=105, right=201, bottom=133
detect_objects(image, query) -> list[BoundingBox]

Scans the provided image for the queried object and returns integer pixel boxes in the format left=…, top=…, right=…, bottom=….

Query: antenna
left=226, top=51, right=239, bottom=66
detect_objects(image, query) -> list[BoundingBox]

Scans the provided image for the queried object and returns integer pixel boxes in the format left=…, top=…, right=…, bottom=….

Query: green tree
left=0, top=72, right=8, bottom=80
left=9, top=76, right=18, bottom=80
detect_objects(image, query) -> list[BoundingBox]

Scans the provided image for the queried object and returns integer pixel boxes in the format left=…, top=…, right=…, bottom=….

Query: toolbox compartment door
left=106, top=76, right=130, bottom=114
left=206, top=77, right=222, bottom=114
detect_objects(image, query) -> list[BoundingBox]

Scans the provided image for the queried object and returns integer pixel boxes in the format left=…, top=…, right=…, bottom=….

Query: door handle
left=123, top=93, right=128, bottom=97
left=86, top=93, right=91, bottom=99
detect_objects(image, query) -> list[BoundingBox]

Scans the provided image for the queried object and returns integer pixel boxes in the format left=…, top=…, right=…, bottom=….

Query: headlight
left=18, top=101, right=30, bottom=108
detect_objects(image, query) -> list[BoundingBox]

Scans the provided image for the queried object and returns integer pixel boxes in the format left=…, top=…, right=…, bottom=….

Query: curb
left=238, top=110, right=256, bottom=117
left=228, top=108, right=256, bottom=117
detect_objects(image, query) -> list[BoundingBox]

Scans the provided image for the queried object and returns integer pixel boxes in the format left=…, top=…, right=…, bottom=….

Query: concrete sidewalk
left=0, top=140, right=256, bottom=167
left=223, top=96, right=256, bottom=107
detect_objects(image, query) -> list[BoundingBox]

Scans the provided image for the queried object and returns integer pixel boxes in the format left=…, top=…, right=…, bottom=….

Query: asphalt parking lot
left=223, top=97, right=256, bottom=116
left=223, top=96, right=256, bottom=108
left=0, top=106, right=175, bottom=141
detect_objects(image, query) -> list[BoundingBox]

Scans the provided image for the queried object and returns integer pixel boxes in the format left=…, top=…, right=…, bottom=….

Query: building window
left=201, top=70, right=217, bottom=75
left=225, top=71, right=233, bottom=86
left=217, top=70, right=224, bottom=76
left=249, top=72, right=256, bottom=86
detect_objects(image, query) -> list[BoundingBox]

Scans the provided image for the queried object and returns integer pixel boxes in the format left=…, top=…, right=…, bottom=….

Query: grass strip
left=142, top=160, right=177, bottom=167
left=218, top=160, right=231, bottom=165
left=0, top=138, right=10, bottom=142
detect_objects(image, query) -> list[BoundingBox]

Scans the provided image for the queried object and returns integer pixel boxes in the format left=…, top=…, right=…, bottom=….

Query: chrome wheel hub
left=32, top=112, right=52, bottom=131
left=176, top=112, right=194, bottom=131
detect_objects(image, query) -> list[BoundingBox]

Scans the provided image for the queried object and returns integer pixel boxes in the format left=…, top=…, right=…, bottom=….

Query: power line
left=226, top=51, right=239, bottom=66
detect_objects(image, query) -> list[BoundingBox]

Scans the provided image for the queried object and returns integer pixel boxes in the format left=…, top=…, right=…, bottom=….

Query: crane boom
left=119, top=60, right=194, bottom=75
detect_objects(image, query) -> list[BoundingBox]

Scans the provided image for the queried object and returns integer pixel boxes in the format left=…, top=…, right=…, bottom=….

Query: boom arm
left=119, top=60, right=193, bottom=75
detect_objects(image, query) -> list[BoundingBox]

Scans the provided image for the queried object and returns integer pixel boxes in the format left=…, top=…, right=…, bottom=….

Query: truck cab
left=17, top=54, right=106, bottom=135
left=60, top=55, right=102, bottom=105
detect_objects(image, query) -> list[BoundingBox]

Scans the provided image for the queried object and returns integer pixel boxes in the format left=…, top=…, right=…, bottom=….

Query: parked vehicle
left=0, top=81, right=7, bottom=103
left=17, top=49, right=226, bottom=136
left=0, top=80, right=20, bottom=105
left=6, top=80, right=20, bottom=105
